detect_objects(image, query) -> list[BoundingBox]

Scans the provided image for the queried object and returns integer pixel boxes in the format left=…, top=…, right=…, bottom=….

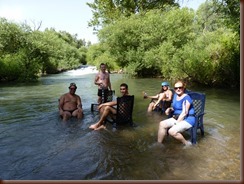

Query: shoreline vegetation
left=0, top=0, right=239, bottom=88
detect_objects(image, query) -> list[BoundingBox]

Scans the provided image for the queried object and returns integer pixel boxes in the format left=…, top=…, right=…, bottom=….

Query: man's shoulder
left=75, top=94, right=81, bottom=98
left=61, top=93, right=69, bottom=97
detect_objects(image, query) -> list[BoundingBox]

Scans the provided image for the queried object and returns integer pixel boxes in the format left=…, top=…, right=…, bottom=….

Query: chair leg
left=112, top=123, right=117, bottom=131
left=191, top=124, right=197, bottom=144
left=91, top=104, right=94, bottom=112
left=200, top=124, right=204, bottom=136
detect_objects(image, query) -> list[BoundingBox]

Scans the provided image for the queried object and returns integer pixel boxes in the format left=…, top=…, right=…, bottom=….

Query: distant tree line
left=0, top=0, right=239, bottom=88
left=0, top=18, right=89, bottom=82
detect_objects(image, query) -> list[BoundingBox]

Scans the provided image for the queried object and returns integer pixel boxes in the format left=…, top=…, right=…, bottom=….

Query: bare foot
left=95, top=125, right=106, bottom=130
left=89, top=123, right=98, bottom=130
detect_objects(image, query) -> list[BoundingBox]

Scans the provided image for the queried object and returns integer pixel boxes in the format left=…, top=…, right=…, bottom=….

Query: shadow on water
left=0, top=68, right=241, bottom=180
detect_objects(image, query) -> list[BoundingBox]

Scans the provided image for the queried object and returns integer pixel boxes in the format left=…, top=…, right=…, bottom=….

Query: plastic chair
left=91, top=90, right=115, bottom=112
left=187, top=92, right=206, bottom=144
left=106, top=95, right=135, bottom=129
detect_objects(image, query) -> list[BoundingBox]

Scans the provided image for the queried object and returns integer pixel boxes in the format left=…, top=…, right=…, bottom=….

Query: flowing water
left=0, top=67, right=241, bottom=180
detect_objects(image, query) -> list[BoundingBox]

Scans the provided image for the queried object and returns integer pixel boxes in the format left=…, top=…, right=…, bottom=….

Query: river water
left=0, top=67, right=241, bottom=181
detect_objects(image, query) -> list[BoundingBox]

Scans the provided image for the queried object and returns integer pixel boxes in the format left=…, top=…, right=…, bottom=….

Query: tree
left=87, top=0, right=179, bottom=29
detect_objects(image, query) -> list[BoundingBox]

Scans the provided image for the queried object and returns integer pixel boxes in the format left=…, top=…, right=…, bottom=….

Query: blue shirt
left=172, top=94, right=195, bottom=126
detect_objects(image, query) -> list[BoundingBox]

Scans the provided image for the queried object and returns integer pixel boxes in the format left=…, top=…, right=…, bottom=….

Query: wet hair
left=120, top=83, right=128, bottom=89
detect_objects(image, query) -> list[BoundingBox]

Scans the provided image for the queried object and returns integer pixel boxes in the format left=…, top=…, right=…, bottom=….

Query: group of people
left=58, top=63, right=196, bottom=146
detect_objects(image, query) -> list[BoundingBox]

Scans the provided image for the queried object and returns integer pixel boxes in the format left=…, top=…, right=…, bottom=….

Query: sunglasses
left=174, top=86, right=183, bottom=90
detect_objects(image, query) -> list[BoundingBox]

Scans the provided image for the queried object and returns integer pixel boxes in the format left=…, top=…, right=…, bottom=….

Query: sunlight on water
left=63, top=65, right=98, bottom=76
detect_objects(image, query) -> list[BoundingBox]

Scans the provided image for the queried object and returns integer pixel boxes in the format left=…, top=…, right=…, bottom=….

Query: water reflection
left=0, top=68, right=240, bottom=180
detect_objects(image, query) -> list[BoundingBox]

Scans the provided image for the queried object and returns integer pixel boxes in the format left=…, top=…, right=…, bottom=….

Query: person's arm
left=94, top=73, right=101, bottom=86
left=145, top=94, right=159, bottom=99
left=98, top=100, right=117, bottom=110
left=59, top=95, right=64, bottom=112
left=177, top=99, right=190, bottom=122
left=107, top=73, right=112, bottom=90
left=165, top=107, right=174, bottom=115
left=76, top=95, right=83, bottom=110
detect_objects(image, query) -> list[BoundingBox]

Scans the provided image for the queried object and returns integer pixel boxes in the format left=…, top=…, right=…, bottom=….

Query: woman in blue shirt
left=157, top=80, right=195, bottom=146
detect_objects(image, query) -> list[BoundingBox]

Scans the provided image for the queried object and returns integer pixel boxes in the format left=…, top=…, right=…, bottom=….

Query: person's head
left=69, top=82, right=77, bottom=94
left=174, top=80, right=186, bottom=96
left=100, top=63, right=107, bottom=72
left=161, top=81, right=170, bottom=91
left=120, top=83, right=129, bottom=96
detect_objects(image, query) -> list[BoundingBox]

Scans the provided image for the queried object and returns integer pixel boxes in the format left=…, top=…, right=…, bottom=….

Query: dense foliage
left=86, top=0, right=239, bottom=88
left=0, top=0, right=240, bottom=88
left=0, top=18, right=88, bottom=82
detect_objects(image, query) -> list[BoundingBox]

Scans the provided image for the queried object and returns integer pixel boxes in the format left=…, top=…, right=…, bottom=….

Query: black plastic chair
left=187, top=92, right=206, bottom=144
left=106, top=95, right=135, bottom=129
left=91, top=90, right=115, bottom=112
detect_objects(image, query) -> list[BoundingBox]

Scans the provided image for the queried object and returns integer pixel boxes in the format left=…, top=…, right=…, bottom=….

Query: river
left=0, top=66, right=241, bottom=181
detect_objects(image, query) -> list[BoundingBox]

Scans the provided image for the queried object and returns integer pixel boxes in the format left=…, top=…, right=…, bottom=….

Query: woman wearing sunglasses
left=156, top=80, right=195, bottom=146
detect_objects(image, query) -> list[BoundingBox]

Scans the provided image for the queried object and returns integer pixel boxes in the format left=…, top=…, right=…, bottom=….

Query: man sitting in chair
left=59, top=83, right=83, bottom=121
left=89, top=83, right=129, bottom=130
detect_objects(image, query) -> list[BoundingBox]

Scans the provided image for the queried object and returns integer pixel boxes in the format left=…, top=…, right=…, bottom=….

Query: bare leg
left=147, top=102, right=155, bottom=112
left=168, top=129, right=188, bottom=145
left=89, top=106, right=115, bottom=130
left=73, top=109, right=83, bottom=119
left=157, top=120, right=168, bottom=143
left=61, top=111, right=71, bottom=121
left=77, top=112, right=83, bottom=119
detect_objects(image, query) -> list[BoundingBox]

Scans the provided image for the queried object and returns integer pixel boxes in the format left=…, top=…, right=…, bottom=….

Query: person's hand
left=165, top=108, right=172, bottom=115
left=78, top=107, right=82, bottom=113
left=142, top=91, right=147, bottom=99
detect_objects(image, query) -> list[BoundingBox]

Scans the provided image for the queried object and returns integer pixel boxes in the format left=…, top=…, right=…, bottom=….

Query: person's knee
left=104, top=106, right=111, bottom=111
left=62, top=114, right=69, bottom=120
left=77, top=114, right=83, bottom=119
left=159, top=121, right=167, bottom=129
left=168, top=128, right=177, bottom=136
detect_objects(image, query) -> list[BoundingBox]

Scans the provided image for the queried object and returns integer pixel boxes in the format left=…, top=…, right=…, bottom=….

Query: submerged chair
left=106, top=95, right=135, bottom=129
left=187, top=92, right=206, bottom=144
left=91, top=90, right=115, bottom=112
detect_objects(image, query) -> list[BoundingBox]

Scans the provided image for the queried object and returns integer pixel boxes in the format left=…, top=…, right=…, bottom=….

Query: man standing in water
left=59, top=83, right=83, bottom=121
left=94, top=63, right=112, bottom=104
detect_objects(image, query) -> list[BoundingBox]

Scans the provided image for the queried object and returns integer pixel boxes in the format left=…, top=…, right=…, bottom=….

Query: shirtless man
left=89, top=83, right=129, bottom=130
left=59, top=83, right=83, bottom=121
left=94, top=63, right=112, bottom=104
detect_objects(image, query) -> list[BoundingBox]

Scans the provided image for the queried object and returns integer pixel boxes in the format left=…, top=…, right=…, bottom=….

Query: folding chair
left=106, top=95, right=135, bottom=129
left=91, top=90, right=115, bottom=112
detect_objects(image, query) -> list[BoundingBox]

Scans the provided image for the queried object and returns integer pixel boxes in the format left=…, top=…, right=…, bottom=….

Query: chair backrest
left=106, top=90, right=115, bottom=103
left=91, top=90, right=115, bottom=112
left=115, top=95, right=134, bottom=125
left=188, top=92, right=206, bottom=116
